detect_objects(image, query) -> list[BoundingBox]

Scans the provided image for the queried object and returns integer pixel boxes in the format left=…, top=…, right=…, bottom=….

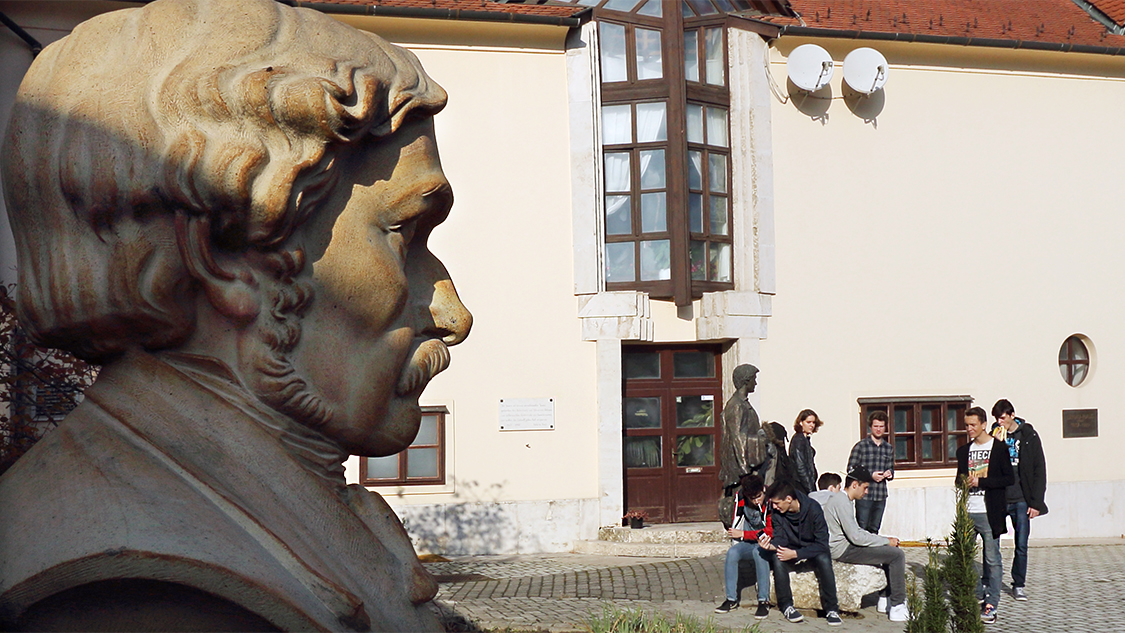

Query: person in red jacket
left=714, top=474, right=774, bottom=619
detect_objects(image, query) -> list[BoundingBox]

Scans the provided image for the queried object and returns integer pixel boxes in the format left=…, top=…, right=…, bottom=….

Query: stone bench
left=737, top=559, right=887, bottom=612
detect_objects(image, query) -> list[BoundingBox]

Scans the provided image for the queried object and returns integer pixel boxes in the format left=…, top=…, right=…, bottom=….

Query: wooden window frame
left=858, top=396, right=973, bottom=470
left=359, top=406, right=447, bottom=486
left=1059, top=335, right=1090, bottom=387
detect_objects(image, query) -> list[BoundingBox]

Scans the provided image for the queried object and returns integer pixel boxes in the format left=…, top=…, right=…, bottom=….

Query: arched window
left=1058, top=335, right=1090, bottom=387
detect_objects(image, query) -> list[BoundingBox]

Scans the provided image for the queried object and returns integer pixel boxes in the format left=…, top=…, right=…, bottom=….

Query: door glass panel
left=690, top=240, right=706, bottom=280
left=686, top=104, right=703, bottom=143
left=602, top=104, right=632, bottom=145
left=365, top=455, right=399, bottom=479
left=407, top=448, right=438, bottom=478
left=687, top=150, right=702, bottom=189
left=623, top=351, right=660, bottom=378
left=640, top=193, right=667, bottom=232
left=599, top=22, right=628, bottom=83
left=637, top=0, right=663, bottom=17
left=708, top=154, right=728, bottom=193
left=605, top=195, right=632, bottom=235
left=639, top=149, right=665, bottom=189
left=605, top=242, right=635, bottom=282
left=639, top=239, right=671, bottom=281
left=684, top=30, right=699, bottom=82
left=673, top=351, right=715, bottom=378
left=636, top=102, right=667, bottom=142
left=710, top=196, right=728, bottom=235
left=708, top=242, right=731, bottom=282
left=415, top=414, right=439, bottom=444
left=624, top=397, right=661, bottom=428
left=624, top=436, right=662, bottom=468
left=676, top=395, right=714, bottom=427
left=604, top=152, right=630, bottom=192
left=704, top=27, right=724, bottom=85
left=635, top=28, right=663, bottom=80
left=676, top=434, right=714, bottom=466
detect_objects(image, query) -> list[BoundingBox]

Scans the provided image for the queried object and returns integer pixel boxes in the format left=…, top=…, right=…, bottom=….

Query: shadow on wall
left=396, top=478, right=516, bottom=556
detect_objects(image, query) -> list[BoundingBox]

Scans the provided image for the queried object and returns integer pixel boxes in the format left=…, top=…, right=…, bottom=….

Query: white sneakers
left=876, top=596, right=888, bottom=613
left=888, top=603, right=909, bottom=622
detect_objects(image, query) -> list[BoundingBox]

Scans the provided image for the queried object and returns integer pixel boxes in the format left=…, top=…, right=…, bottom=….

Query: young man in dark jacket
left=990, top=399, right=1048, bottom=602
left=759, top=480, right=841, bottom=626
left=957, top=407, right=1015, bottom=624
left=715, top=474, right=773, bottom=619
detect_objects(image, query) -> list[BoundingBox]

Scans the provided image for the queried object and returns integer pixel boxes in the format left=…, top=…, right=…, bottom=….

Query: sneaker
left=783, top=606, right=804, bottom=623
left=714, top=599, right=739, bottom=614
left=876, top=596, right=888, bottom=613
left=981, top=604, right=997, bottom=624
left=888, top=603, right=909, bottom=622
left=1013, top=587, right=1028, bottom=601
left=826, top=610, right=843, bottom=626
left=755, top=602, right=770, bottom=619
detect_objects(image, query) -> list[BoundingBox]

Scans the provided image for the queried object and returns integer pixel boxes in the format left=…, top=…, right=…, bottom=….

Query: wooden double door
left=622, top=345, right=723, bottom=523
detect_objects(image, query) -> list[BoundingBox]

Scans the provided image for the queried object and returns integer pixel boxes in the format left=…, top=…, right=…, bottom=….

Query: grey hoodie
left=810, top=489, right=890, bottom=559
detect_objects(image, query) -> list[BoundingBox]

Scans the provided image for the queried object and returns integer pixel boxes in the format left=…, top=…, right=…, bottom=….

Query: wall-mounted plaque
left=499, top=398, right=555, bottom=431
left=1062, top=408, right=1097, bottom=438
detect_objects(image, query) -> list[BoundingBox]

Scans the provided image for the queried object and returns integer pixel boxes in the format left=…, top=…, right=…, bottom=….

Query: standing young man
left=810, top=468, right=909, bottom=622
left=715, top=474, right=773, bottom=619
left=847, top=411, right=895, bottom=533
left=989, top=399, right=1048, bottom=602
left=956, top=407, right=1015, bottom=625
left=759, top=481, right=842, bottom=626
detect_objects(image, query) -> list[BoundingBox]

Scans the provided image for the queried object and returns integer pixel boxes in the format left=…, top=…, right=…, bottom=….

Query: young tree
left=943, top=477, right=984, bottom=633
left=0, top=283, right=99, bottom=474
left=906, top=538, right=949, bottom=633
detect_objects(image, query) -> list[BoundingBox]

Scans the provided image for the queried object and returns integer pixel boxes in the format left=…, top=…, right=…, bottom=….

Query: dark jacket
left=991, top=418, right=1048, bottom=516
left=732, top=493, right=773, bottom=542
left=770, top=490, right=830, bottom=561
left=956, top=437, right=1016, bottom=539
left=789, top=433, right=817, bottom=495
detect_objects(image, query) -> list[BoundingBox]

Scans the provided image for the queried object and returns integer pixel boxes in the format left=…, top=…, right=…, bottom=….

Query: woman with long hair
left=789, top=409, right=823, bottom=494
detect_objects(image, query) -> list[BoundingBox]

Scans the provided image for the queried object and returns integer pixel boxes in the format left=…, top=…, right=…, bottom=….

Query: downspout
left=0, top=11, right=42, bottom=56
left=777, top=24, right=1125, bottom=56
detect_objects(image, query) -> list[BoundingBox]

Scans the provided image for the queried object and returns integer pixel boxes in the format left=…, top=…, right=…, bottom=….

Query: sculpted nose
left=429, top=278, right=471, bottom=345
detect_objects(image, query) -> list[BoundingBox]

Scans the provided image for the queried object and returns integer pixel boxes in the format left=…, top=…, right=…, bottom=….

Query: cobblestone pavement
left=426, top=543, right=1125, bottom=632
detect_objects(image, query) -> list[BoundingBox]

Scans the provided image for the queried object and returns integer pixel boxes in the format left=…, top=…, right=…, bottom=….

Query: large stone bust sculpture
left=0, top=0, right=471, bottom=630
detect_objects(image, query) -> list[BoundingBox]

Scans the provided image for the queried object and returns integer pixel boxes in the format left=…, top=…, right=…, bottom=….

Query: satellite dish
left=787, top=44, right=834, bottom=93
left=843, top=47, right=889, bottom=95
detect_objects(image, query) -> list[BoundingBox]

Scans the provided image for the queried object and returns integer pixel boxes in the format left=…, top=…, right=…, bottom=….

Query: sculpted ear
left=175, top=213, right=262, bottom=324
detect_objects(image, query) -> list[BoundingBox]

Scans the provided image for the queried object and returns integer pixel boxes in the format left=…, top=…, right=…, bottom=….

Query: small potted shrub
left=623, top=510, right=649, bottom=529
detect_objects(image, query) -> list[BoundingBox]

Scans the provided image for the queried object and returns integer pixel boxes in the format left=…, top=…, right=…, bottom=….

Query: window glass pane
left=578, top=0, right=600, bottom=5
left=704, top=27, right=724, bottom=85
left=706, top=107, right=729, bottom=148
left=714, top=0, right=736, bottom=9
left=894, top=407, right=912, bottom=433
left=946, top=407, right=959, bottom=431
left=365, top=455, right=399, bottom=479
left=602, top=104, right=632, bottom=145
left=415, top=413, right=439, bottom=445
left=639, top=239, right=671, bottom=281
left=604, top=0, right=642, bottom=10
left=407, top=448, right=438, bottom=478
left=636, top=102, right=667, bottom=142
left=689, top=0, right=719, bottom=15
left=604, top=152, right=630, bottom=192
left=947, top=436, right=960, bottom=462
left=686, top=104, right=704, bottom=144
left=709, top=196, right=728, bottom=235
left=922, top=407, right=938, bottom=433
left=708, top=242, right=731, bottom=282
left=689, top=193, right=703, bottom=233
left=624, top=397, right=661, bottom=428
left=640, top=192, right=667, bottom=233
left=637, top=0, right=663, bottom=17
left=624, top=436, right=662, bottom=468
left=687, top=150, right=703, bottom=190
left=1071, top=337, right=1089, bottom=361
left=636, top=28, right=663, bottom=80
left=605, top=195, right=632, bottom=235
left=676, top=395, right=714, bottom=427
left=690, top=240, right=706, bottom=280
left=682, top=2, right=695, bottom=18
left=921, top=437, right=934, bottom=461
left=676, top=434, right=714, bottom=466
left=708, top=154, right=727, bottom=193
left=684, top=31, right=699, bottom=82
left=623, top=351, right=660, bottom=378
left=605, top=242, right=635, bottom=282
left=599, top=22, right=628, bottom=83
left=638, top=149, right=665, bottom=190
left=1073, top=363, right=1088, bottom=385
left=895, top=439, right=910, bottom=461
left=674, top=352, right=715, bottom=378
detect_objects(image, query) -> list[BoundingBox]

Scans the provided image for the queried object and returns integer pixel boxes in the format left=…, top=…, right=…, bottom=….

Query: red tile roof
left=290, top=0, right=586, bottom=20
left=757, top=0, right=1125, bottom=51
left=1088, top=0, right=1125, bottom=26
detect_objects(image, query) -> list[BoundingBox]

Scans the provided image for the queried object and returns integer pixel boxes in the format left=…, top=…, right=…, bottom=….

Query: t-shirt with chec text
left=966, top=440, right=992, bottom=514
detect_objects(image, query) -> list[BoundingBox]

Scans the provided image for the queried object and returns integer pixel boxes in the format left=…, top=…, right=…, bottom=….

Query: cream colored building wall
left=765, top=38, right=1125, bottom=540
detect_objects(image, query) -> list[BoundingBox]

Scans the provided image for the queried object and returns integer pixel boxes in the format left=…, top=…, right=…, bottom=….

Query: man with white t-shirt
left=956, top=407, right=1015, bottom=625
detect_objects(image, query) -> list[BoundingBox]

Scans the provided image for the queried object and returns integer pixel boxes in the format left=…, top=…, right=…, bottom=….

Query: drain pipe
left=0, top=11, right=42, bottom=56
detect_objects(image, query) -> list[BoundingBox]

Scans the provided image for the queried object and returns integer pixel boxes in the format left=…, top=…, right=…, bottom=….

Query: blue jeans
left=724, top=541, right=771, bottom=603
left=765, top=549, right=839, bottom=613
left=971, top=512, right=1003, bottom=609
left=854, top=497, right=886, bottom=534
left=1006, top=501, right=1030, bottom=588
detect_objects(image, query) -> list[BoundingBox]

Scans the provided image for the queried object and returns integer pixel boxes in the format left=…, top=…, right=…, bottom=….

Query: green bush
left=944, top=478, right=983, bottom=633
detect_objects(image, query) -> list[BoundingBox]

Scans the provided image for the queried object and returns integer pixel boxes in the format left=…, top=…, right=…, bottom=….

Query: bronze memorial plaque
left=1062, top=408, right=1098, bottom=438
